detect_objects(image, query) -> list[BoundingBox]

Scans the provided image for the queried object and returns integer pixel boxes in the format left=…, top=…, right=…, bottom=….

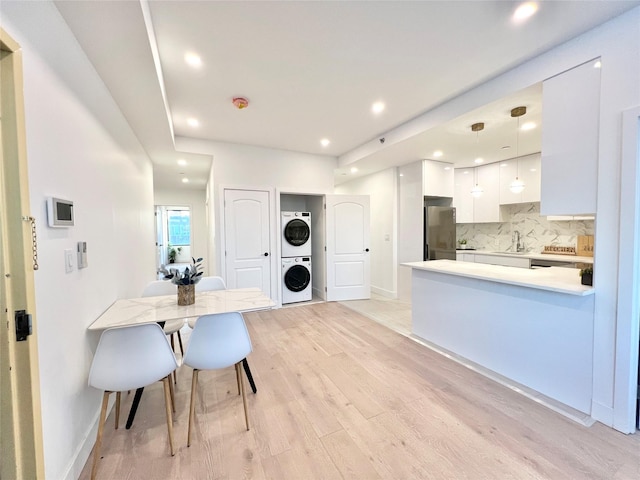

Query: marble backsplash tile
left=456, top=203, right=594, bottom=254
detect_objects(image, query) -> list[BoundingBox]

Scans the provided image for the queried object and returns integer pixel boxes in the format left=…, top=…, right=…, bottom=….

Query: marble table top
left=88, top=288, right=275, bottom=331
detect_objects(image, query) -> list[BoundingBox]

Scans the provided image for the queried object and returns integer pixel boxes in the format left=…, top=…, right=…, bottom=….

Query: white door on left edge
left=224, top=189, right=271, bottom=295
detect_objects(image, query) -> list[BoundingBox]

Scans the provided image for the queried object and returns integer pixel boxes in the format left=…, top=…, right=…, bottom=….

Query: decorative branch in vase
left=159, top=257, right=203, bottom=305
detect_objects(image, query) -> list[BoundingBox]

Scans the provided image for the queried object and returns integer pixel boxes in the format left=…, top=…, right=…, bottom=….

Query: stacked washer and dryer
left=281, top=211, right=312, bottom=304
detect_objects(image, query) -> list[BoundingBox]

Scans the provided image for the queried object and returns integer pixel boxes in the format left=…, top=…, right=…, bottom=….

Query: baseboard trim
left=63, top=395, right=115, bottom=480
left=370, top=286, right=396, bottom=299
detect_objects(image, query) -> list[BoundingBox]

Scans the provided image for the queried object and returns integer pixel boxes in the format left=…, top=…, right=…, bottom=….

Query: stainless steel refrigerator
left=423, top=206, right=456, bottom=261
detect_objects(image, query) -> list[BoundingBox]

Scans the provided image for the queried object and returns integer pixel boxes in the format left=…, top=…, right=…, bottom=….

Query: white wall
left=176, top=138, right=337, bottom=283
left=397, top=161, right=424, bottom=301
left=336, top=168, right=397, bottom=298
left=154, top=188, right=209, bottom=275
left=2, top=3, right=156, bottom=479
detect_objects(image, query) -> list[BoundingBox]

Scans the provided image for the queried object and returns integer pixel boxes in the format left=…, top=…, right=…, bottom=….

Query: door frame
left=613, top=106, right=640, bottom=433
left=218, top=185, right=277, bottom=300
left=0, top=27, right=46, bottom=479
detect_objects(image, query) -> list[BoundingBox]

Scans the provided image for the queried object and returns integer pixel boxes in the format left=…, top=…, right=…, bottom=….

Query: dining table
left=88, top=287, right=275, bottom=428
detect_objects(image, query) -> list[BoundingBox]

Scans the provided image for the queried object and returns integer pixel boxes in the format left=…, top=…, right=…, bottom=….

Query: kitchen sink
left=494, top=251, right=527, bottom=255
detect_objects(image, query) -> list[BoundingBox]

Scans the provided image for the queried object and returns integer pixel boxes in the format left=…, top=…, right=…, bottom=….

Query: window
left=167, top=209, right=191, bottom=246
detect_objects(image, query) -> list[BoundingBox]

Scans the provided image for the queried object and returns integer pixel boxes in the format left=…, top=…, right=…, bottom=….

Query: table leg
left=242, top=358, right=257, bottom=394
left=125, top=387, right=144, bottom=429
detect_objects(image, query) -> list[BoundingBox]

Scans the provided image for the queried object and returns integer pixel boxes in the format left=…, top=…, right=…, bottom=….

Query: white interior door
left=326, top=195, right=370, bottom=301
left=224, top=189, right=271, bottom=295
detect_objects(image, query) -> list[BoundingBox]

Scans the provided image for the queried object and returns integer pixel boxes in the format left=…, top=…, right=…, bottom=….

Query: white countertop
left=457, top=250, right=593, bottom=263
left=403, top=260, right=594, bottom=296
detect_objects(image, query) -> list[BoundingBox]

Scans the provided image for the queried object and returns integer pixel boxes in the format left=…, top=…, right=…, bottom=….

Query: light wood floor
left=80, top=302, right=640, bottom=479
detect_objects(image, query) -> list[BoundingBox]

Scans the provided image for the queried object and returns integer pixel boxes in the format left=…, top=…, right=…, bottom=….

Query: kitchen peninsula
left=403, top=260, right=595, bottom=414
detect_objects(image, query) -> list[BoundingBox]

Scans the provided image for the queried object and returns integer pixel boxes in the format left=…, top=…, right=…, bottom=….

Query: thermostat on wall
left=46, top=197, right=74, bottom=227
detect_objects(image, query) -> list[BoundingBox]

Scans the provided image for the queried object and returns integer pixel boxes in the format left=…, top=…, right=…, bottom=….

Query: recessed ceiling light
left=371, top=102, right=385, bottom=114
left=521, top=122, right=536, bottom=131
left=187, top=118, right=199, bottom=127
left=177, top=159, right=187, bottom=166
left=184, top=52, right=202, bottom=68
left=463, top=171, right=470, bottom=175
left=513, top=2, right=538, bottom=23
left=182, top=178, right=189, bottom=183
left=399, top=173, right=404, bottom=177
left=443, top=166, right=451, bottom=171
left=433, top=150, right=443, bottom=158
left=594, top=60, right=602, bottom=69
left=474, top=158, right=484, bottom=164
left=320, top=138, right=330, bottom=147
left=500, top=163, right=508, bottom=167
left=351, top=167, right=358, bottom=173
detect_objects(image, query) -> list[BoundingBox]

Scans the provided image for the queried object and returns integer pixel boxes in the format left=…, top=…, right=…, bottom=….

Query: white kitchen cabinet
left=500, top=154, right=541, bottom=204
left=456, top=252, right=475, bottom=262
left=473, top=163, right=501, bottom=223
left=453, top=168, right=474, bottom=223
left=423, top=160, right=454, bottom=197
left=540, top=60, right=601, bottom=216
left=474, top=254, right=531, bottom=269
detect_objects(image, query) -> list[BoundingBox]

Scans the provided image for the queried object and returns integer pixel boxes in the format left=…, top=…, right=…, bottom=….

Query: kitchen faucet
left=513, top=230, right=524, bottom=252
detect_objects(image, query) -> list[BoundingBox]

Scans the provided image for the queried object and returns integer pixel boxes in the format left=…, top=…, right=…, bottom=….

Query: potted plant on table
left=579, top=266, right=593, bottom=286
left=458, top=239, right=468, bottom=249
left=159, top=257, right=203, bottom=305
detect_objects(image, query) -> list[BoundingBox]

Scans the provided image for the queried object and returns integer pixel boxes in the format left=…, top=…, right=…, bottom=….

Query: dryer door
left=283, top=219, right=310, bottom=246
left=284, top=264, right=311, bottom=292
left=284, top=218, right=311, bottom=247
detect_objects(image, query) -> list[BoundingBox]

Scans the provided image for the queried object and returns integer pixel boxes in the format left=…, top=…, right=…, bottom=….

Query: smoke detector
left=232, top=97, right=249, bottom=109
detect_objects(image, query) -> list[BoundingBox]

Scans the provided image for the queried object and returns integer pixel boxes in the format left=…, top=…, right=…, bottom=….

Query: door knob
left=365, top=248, right=370, bottom=252
left=264, top=252, right=269, bottom=257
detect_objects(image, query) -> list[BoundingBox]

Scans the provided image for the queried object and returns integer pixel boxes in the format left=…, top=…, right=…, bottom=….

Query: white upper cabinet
left=540, top=60, right=601, bottom=216
left=453, top=168, right=474, bottom=223
left=499, top=153, right=541, bottom=205
left=454, top=164, right=501, bottom=223
left=473, top=163, right=501, bottom=223
left=423, top=160, right=454, bottom=197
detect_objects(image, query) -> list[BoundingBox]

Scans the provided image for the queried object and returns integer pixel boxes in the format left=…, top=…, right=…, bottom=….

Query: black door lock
left=15, top=310, right=32, bottom=341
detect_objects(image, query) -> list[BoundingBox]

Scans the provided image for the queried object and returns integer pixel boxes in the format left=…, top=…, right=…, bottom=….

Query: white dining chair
left=88, top=323, right=178, bottom=480
left=142, top=280, right=185, bottom=360
left=195, top=275, right=226, bottom=293
left=183, top=312, right=253, bottom=447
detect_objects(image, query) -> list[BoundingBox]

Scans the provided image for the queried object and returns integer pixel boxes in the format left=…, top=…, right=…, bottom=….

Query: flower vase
left=581, top=273, right=593, bottom=286
left=177, top=284, right=195, bottom=306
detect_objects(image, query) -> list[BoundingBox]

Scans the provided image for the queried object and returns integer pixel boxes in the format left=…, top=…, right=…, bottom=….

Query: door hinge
left=324, top=246, right=327, bottom=251
left=325, top=286, right=327, bottom=292
left=15, top=310, right=32, bottom=342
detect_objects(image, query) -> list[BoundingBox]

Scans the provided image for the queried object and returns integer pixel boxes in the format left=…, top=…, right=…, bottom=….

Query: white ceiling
left=54, top=0, right=639, bottom=190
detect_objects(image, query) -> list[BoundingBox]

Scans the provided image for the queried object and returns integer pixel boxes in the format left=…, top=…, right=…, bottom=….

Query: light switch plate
left=64, top=249, right=74, bottom=273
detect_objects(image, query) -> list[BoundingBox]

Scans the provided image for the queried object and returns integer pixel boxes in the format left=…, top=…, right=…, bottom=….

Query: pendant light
left=470, top=122, right=485, bottom=198
left=509, top=106, right=526, bottom=194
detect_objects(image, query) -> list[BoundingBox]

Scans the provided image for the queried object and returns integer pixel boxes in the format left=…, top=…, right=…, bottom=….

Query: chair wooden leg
left=237, top=363, right=250, bottom=431
left=187, top=369, right=199, bottom=447
left=115, top=392, right=121, bottom=430
left=162, top=376, right=175, bottom=456
left=236, top=364, right=241, bottom=396
left=91, top=391, right=111, bottom=480
left=168, top=373, right=176, bottom=413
